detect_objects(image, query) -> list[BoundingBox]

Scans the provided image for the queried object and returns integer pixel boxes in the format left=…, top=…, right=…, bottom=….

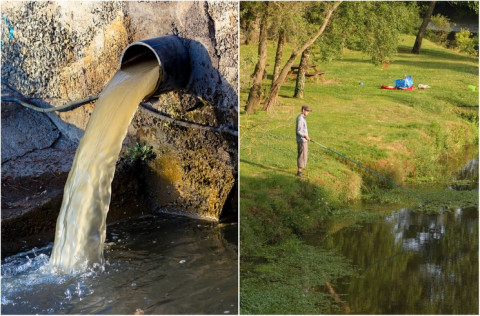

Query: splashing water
left=2, top=215, right=238, bottom=314
left=49, top=59, right=160, bottom=273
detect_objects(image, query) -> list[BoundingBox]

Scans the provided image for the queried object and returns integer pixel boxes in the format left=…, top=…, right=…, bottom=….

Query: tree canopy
left=242, top=1, right=422, bottom=112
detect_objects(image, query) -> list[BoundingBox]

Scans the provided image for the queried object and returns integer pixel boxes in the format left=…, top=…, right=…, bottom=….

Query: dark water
left=1, top=213, right=238, bottom=314
left=318, top=206, right=478, bottom=314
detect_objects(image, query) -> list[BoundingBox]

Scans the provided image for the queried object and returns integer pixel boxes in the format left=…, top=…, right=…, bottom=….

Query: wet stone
left=1, top=102, right=60, bottom=163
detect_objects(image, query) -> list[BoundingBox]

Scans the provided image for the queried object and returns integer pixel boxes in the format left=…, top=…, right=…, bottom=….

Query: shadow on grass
left=239, top=159, right=334, bottom=247
left=393, top=59, right=478, bottom=75
left=337, top=46, right=477, bottom=74
left=397, top=46, right=478, bottom=63
left=370, top=85, right=478, bottom=110
left=239, top=169, right=357, bottom=315
left=394, top=45, right=478, bottom=75
left=240, top=158, right=294, bottom=176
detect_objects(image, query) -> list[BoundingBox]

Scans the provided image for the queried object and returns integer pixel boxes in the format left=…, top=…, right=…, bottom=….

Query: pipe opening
left=121, top=43, right=159, bottom=68
left=120, top=36, right=191, bottom=97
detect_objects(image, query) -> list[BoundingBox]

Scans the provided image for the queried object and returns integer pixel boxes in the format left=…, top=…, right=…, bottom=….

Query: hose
left=310, top=140, right=423, bottom=201
left=2, top=95, right=237, bottom=136
left=2, top=95, right=99, bottom=112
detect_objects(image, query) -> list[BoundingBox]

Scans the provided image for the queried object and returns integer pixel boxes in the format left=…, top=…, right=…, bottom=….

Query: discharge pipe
left=120, top=35, right=191, bottom=97
left=4, top=36, right=237, bottom=135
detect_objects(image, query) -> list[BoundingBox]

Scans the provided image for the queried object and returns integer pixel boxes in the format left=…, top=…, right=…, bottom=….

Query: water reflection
left=451, top=158, right=478, bottom=190
left=319, top=207, right=478, bottom=314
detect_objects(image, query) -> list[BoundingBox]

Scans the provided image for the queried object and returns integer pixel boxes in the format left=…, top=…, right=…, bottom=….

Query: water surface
left=1, top=213, right=238, bottom=314
left=317, top=206, right=478, bottom=314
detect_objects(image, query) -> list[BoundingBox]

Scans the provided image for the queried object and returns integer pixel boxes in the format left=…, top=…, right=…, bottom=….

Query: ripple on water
left=1, top=214, right=238, bottom=314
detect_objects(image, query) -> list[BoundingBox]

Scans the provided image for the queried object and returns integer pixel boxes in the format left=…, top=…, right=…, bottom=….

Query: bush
left=454, top=28, right=479, bottom=55
left=122, top=142, right=156, bottom=163
left=426, top=14, right=452, bottom=46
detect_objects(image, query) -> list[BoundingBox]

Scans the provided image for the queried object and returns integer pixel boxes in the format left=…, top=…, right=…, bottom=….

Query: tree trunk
left=263, top=1, right=342, bottom=111
left=412, top=1, right=436, bottom=54
left=245, top=5, right=269, bottom=114
left=244, top=17, right=260, bottom=45
left=272, top=29, right=286, bottom=84
left=294, top=48, right=310, bottom=99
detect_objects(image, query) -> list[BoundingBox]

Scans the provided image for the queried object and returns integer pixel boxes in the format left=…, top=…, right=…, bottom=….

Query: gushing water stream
left=49, top=59, right=160, bottom=273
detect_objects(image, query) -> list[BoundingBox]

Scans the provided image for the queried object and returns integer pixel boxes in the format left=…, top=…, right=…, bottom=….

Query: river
left=309, top=158, right=478, bottom=314
left=317, top=206, right=478, bottom=314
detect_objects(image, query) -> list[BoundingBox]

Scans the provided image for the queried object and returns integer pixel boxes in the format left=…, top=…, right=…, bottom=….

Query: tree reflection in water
left=320, top=207, right=478, bottom=314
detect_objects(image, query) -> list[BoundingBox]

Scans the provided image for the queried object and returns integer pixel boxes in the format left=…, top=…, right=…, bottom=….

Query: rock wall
left=1, top=1, right=238, bottom=221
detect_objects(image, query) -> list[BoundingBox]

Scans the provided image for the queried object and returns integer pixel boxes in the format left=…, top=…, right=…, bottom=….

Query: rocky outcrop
left=1, top=1, right=238, bottom=131
left=1, top=100, right=60, bottom=164
left=1, top=1, right=238, bottom=255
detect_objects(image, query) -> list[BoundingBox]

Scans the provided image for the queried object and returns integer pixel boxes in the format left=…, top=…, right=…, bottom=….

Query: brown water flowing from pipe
left=49, top=59, right=160, bottom=273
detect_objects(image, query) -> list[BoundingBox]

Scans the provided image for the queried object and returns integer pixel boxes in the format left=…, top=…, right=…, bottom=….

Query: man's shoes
left=297, top=171, right=304, bottom=178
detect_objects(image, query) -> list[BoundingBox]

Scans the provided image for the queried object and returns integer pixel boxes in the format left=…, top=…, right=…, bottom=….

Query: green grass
left=241, top=34, right=477, bottom=199
left=240, top=34, right=478, bottom=314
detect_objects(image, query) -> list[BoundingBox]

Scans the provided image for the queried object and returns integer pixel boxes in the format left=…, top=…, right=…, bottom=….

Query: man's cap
left=302, top=105, right=312, bottom=112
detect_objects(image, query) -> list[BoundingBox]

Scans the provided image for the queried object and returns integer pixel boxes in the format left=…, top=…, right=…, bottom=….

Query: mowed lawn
left=240, top=34, right=478, bottom=203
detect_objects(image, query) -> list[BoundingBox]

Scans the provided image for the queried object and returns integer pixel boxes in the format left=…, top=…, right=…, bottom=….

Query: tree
left=293, top=48, right=310, bottom=99
left=263, top=1, right=342, bottom=111
left=244, top=2, right=270, bottom=114
left=244, top=1, right=307, bottom=113
left=412, top=1, right=437, bottom=54
left=270, top=2, right=306, bottom=86
left=240, top=1, right=262, bottom=45
left=272, top=29, right=286, bottom=84
left=245, top=1, right=418, bottom=112
left=336, top=1, right=418, bottom=65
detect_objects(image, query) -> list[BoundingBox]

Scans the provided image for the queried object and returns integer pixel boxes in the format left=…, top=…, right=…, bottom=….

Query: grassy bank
left=240, top=34, right=478, bottom=313
left=241, top=34, right=477, bottom=201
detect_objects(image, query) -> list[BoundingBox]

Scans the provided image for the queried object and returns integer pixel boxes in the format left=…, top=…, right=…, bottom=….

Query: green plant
left=426, top=14, right=452, bottom=46
left=455, top=28, right=479, bottom=55
left=123, top=142, right=156, bottom=163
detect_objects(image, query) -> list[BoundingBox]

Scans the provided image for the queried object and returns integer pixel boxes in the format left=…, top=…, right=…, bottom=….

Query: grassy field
left=240, top=34, right=478, bottom=314
left=240, top=34, right=477, bottom=201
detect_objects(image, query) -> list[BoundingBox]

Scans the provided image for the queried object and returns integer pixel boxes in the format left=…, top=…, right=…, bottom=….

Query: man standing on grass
left=296, top=105, right=311, bottom=177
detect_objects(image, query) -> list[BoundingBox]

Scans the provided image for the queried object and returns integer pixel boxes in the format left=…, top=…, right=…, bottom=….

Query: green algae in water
left=241, top=238, right=356, bottom=314
left=414, top=189, right=478, bottom=214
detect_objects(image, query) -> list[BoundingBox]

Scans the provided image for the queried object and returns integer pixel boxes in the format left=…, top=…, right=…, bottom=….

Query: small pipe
left=2, top=96, right=237, bottom=136
left=1, top=95, right=98, bottom=112
left=139, top=102, right=238, bottom=137
left=120, top=35, right=191, bottom=97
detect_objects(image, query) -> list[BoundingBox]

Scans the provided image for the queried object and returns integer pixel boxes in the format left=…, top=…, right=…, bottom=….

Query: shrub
left=454, top=28, right=479, bottom=55
left=426, top=14, right=452, bottom=46
left=122, top=142, right=156, bottom=163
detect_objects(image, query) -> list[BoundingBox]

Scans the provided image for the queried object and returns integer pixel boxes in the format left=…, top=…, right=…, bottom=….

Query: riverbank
left=240, top=34, right=478, bottom=313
